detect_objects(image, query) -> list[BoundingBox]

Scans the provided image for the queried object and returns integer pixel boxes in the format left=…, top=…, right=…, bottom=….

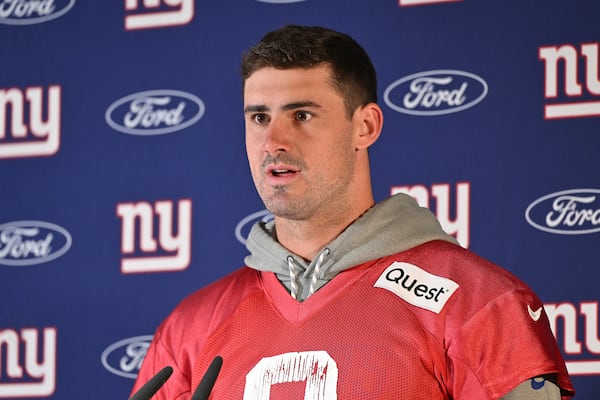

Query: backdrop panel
left=0, top=0, right=598, bottom=398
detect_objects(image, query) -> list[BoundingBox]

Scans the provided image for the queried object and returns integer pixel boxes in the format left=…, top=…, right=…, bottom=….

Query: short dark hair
left=241, top=25, right=378, bottom=117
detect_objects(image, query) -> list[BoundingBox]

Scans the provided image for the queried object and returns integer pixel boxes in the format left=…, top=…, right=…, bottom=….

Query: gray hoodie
left=244, top=193, right=458, bottom=301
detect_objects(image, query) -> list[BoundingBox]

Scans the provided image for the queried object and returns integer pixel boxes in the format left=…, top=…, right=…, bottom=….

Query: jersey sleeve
left=446, top=288, right=574, bottom=399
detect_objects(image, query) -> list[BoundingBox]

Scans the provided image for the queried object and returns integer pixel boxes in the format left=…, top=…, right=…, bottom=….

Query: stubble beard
left=258, top=161, right=355, bottom=224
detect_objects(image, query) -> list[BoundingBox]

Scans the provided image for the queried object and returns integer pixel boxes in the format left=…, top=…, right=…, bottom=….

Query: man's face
left=243, top=64, right=359, bottom=222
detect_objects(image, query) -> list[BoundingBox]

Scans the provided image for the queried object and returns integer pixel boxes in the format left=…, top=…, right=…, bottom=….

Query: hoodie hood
left=244, top=193, right=458, bottom=301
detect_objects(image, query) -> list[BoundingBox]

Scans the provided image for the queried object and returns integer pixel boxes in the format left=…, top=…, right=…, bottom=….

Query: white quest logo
left=101, top=335, right=153, bottom=379
left=384, top=69, right=488, bottom=116
left=0, top=0, right=76, bottom=25
left=105, top=90, right=205, bottom=135
left=525, top=189, right=600, bottom=235
left=0, top=220, right=72, bottom=266
left=374, top=262, right=459, bottom=314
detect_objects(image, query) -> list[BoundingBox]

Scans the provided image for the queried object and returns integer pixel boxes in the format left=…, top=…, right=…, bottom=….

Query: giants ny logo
left=116, top=199, right=192, bottom=274
left=0, top=85, right=61, bottom=159
left=0, top=327, right=56, bottom=398
left=391, top=182, right=470, bottom=248
left=539, top=42, right=600, bottom=119
left=124, top=0, right=194, bottom=30
left=545, top=301, right=600, bottom=375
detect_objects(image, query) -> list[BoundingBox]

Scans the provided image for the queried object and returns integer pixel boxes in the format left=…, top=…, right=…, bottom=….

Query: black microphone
left=129, top=366, right=173, bottom=400
left=191, top=356, right=223, bottom=400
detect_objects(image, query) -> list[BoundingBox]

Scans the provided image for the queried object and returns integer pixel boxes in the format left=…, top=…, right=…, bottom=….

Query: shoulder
left=168, top=267, right=261, bottom=326
left=401, top=240, right=531, bottom=294
left=153, top=267, right=261, bottom=350
left=372, top=240, right=540, bottom=329
left=377, top=241, right=573, bottom=398
left=137, top=267, right=263, bottom=389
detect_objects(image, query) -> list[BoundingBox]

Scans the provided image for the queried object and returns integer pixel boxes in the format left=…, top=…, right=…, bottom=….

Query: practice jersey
left=134, top=240, right=574, bottom=399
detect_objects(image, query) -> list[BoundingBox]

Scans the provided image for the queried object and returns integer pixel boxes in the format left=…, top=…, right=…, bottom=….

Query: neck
left=274, top=195, right=375, bottom=261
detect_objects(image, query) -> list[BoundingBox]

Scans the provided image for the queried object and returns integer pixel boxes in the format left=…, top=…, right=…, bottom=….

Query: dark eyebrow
left=244, top=104, right=268, bottom=114
left=244, top=101, right=321, bottom=114
left=281, top=101, right=321, bottom=110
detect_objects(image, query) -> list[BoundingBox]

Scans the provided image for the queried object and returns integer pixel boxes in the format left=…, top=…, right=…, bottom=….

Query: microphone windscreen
left=129, top=366, right=174, bottom=400
left=191, top=356, right=223, bottom=400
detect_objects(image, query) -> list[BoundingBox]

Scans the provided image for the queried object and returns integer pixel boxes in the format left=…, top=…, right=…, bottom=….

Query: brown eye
left=253, top=113, right=270, bottom=124
left=295, top=111, right=313, bottom=122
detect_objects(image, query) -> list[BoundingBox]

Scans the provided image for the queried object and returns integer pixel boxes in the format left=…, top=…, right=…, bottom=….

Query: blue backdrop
left=1, top=0, right=598, bottom=398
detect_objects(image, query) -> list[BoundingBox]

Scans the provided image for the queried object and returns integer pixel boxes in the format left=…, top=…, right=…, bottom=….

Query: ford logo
left=525, top=189, right=600, bottom=235
left=235, top=210, right=273, bottom=245
left=0, top=0, right=76, bottom=25
left=101, top=335, right=153, bottom=379
left=0, top=220, right=72, bottom=266
left=383, top=69, right=488, bottom=116
left=105, top=89, right=205, bottom=135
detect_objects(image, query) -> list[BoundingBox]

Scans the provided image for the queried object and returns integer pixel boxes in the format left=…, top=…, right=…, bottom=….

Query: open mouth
left=271, top=169, right=297, bottom=177
left=266, top=163, right=300, bottom=177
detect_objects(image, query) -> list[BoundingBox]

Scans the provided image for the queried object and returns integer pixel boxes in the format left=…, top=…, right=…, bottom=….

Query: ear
left=353, top=102, right=383, bottom=150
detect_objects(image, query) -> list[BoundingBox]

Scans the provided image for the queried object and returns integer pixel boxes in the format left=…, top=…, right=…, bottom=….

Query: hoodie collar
left=244, top=193, right=458, bottom=301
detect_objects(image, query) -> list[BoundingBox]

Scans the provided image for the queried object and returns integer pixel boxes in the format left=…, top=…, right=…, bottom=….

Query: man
left=132, top=25, right=574, bottom=399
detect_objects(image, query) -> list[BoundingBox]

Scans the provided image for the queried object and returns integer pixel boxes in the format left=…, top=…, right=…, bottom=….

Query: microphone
left=129, top=366, right=173, bottom=400
left=191, top=356, right=223, bottom=400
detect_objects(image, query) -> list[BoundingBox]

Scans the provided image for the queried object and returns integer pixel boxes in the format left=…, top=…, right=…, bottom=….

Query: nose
left=262, top=116, right=290, bottom=155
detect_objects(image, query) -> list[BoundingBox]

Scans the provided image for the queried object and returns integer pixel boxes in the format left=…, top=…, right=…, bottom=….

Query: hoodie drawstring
left=309, top=248, right=330, bottom=296
left=287, top=255, right=300, bottom=300
left=287, top=248, right=331, bottom=301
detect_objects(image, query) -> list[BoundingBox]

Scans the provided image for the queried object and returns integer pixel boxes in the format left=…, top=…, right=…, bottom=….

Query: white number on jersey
left=244, top=351, right=338, bottom=399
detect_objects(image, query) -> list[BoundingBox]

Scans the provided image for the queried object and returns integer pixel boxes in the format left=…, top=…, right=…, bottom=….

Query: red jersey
left=133, top=240, right=574, bottom=399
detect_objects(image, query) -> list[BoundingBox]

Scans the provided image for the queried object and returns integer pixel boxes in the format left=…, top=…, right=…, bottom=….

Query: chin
left=264, top=200, right=305, bottom=220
